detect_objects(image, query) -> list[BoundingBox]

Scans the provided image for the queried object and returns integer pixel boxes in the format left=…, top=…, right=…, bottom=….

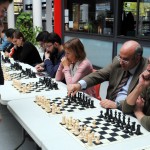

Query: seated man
left=38, top=32, right=65, bottom=78
left=0, top=29, right=11, bottom=51
left=3, top=28, right=15, bottom=57
left=67, top=40, right=148, bottom=109
left=122, top=57, right=150, bottom=131
left=35, top=31, right=49, bottom=72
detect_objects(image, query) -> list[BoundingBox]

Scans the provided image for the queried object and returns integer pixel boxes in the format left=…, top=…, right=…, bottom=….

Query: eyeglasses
left=46, top=44, right=53, bottom=49
left=116, top=56, right=129, bottom=64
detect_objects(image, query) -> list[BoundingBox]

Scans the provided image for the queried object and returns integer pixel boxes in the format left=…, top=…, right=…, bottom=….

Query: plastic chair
left=93, top=69, right=101, bottom=100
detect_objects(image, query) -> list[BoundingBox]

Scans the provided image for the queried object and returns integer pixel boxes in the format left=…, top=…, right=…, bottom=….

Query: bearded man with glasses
left=67, top=40, right=148, bottom=110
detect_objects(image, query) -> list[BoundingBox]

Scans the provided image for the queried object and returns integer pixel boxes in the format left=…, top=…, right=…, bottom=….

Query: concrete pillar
left=46, top=0, right=53, bottom=32
left=7, top=2, right=15, bottom=28
left=32, top=0, right=42, bottom=29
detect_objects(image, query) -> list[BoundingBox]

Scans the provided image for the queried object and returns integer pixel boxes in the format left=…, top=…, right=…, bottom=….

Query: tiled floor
left=0, top=105, right=37, bottom=150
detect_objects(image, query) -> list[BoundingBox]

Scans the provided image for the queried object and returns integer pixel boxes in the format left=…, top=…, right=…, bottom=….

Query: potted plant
left=16, top=12, right=41, bottom=46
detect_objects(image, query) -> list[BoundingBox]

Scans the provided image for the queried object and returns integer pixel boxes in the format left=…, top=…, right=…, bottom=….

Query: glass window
left=139, top=1, right=150, bottom=37
left=119, top=1, right=137, bottom=36
left=119, top=0, right=150, bottom=38
left=64, top=0, right=114, bottom=35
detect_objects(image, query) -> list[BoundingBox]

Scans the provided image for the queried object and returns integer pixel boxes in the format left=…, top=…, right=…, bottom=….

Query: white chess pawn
left=71, top=119, right=76, bottom=133
left=61, top=115, right=66, bottom=125
left=61, top=99, right=64, bottom=106
left=74, top=124, right=80, bottom=136
left=88, top=134, right=93, bottom=146
left=79, top=126, right=84, bottom=139
left=91, top=131, right=95, bottom=140
left=83, top=131, right=88, bottom=142
left=95, top=135, right=100, bottom=144
left=66, top=119, right=69, bottom=129
left=92, top=120, right=96, bottom=128
left=57, top=107, right=61, bottom=114
left=45, top=105, right=51, bottom=113
left=84, top=125, right=87, bottom=131
left=87, top=127, right=91, bottom=134
left=52, top=104, right=56, bottom=114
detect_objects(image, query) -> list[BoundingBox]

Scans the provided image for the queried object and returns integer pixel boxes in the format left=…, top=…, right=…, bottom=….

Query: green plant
left=16, top=12, right=42, bottom=46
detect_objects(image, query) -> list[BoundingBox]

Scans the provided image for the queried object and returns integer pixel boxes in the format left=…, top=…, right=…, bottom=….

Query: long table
left=7, top=96, right=150, bottom=150
left=1, top=57, right=150, bottom=150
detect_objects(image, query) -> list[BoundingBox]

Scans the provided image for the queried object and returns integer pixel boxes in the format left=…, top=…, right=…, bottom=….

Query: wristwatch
left=116, top=101, right=121, bottom=110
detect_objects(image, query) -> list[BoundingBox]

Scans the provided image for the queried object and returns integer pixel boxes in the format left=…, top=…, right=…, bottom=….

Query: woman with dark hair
left=55, top=38, right=95, bottom=97
left=12, top=30, right=42, bottom=66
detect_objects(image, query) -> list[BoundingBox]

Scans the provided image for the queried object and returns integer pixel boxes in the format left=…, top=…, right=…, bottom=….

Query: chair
left=93, top=69, right=101, bottom=100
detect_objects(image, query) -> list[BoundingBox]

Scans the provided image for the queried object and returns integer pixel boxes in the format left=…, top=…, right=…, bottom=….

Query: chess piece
left=61, top=115, right=66, bottom=125
left=61, top=99, right=64, bottom=106
left=79, top=128, right=84, bottom=139
left=88, top=134, right=93, bottom=146
left=83, top=131, right=88, bottom=142
left=92, top=120, right=96, bottom=128
left=52, top=103, right=56, bottom=114
left=74, top=121, right=80, bottom=136
left=99, top=110, right=103, bottom=118
left=68, top=117, right=73, bottom=130
left=95, top=135, right=100, bottom=144
left=57, top=107, right=61, bottom=114
left=135, top=124, right=142, bottom=135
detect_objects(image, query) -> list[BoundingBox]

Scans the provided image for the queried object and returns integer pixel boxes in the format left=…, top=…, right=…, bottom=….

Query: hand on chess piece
left=67, top=83, right=81, bottom=96
left=35, top=64, right=44, bottom=72
left=4, top=51, right=9, bottom=58
left=100, top=99, right=117, bottom=109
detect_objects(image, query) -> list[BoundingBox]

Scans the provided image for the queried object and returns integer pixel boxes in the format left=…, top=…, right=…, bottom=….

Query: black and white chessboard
left=60, top=109, right=143, bottom=149
left=35, top=92, right=96, bottom=114
left=7, top=72, right=30, bottom=80
left=13, top=77, right=59, bottom=93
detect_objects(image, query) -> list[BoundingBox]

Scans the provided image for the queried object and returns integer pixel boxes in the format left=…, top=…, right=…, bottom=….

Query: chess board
left=60, top=109, right=144, bottom=149
left=34, top=93, right=96, bottom=114
left=4, top=72, right=31, bottom=81
left=12, top=77, right=59, bottom=93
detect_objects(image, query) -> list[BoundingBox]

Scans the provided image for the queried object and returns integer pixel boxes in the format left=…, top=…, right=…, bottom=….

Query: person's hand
left=67, top=83, right=81, bottom=96
left=45, top=51, right=50, bottom=59
left=139, top=70, right=150, bottom=88
left=134, top=96, right=145, bottom=121
left=4, top=51, right=9, bottom=57
left=100, top=99, right=117, bottom=109
left=35, top=65, right=44, bottom=72
left=61, top=57, right=70, bottom=67
left=134, top=96, right=144, bottom=112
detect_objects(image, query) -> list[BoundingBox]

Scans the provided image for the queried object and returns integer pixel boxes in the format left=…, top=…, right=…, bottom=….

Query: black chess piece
left=129, top=125, right=134, bottom=135
left=67, top=97, right=71, bottom=105
left=126, top=117, right=131, bottom=129
left=131, top=122, right=136, bottom=131
left=122, top=115, right=126, bottom=126
left=90, top=100, right=94, bottom=108
left=99, top=110, right=103, bottom=118
left=135, top=125, right=142, bottom=135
